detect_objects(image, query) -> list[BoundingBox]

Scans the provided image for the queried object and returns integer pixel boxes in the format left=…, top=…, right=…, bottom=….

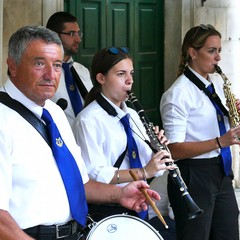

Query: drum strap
left=0, top=92, right=50, bottom=145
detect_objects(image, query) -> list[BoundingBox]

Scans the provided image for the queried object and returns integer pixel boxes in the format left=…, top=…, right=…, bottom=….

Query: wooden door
left=64, top=0, right=164, bottom=124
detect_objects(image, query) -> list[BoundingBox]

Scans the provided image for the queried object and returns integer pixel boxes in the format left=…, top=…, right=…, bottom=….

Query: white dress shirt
left=73, top=94, right=164, bottom=186
left=0, top=79, right=89, bottom=229
left=160, top=67, right=229, bottom=159
left=51, top=57, right=93, bottom=128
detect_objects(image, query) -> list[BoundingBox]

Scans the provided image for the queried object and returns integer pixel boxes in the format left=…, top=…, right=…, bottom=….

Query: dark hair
left=46, top=11, right=77, bottom=32
left=177, top=24, right=221, bottom=77
left=84, top=47, right=132, bottom=106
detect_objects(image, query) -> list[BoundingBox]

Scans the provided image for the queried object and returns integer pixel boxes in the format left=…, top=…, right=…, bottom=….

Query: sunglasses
left=107, top=47, right=129, bottom=54
left=96, top=47, right=130, bottom=73
left=192, top=24, right=215, bottom=40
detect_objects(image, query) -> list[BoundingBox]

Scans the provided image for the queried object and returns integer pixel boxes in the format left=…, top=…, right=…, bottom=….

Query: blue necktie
left=207, top=84, right=232, bottom=176
left=120, top=113, right=148, bottom=219
left=62, top=63, right=83, bottom=116
left=41, top=108, right=88, bottom=226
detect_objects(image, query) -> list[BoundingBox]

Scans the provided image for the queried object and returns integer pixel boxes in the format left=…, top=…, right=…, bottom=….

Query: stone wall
left=164, top=0, right=240, bottom=94
left=0, top=0, right=63, bottom=85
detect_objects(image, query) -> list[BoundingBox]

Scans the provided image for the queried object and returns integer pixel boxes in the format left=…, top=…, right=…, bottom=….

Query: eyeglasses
left=191, top=24, right=215, bottom=40
left=107, top=47, right=129, bottom=54
left=57, top=31, right=83, bottom=39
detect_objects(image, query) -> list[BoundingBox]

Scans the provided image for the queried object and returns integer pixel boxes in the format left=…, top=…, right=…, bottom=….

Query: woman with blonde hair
left=160, top=24, right=240, bottom=240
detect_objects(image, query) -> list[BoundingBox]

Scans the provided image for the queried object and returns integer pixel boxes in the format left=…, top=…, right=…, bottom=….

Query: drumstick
left=129, top=170, right=169, bottom=229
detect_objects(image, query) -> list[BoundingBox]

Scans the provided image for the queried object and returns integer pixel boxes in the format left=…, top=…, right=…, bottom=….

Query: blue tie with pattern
left=62, top=63, right=83, bottom=116
left=120, top=113, right=148, bottom=219
left=207, top=84, right=232, bottom=176
left=41, top=108, right=88, bottom=226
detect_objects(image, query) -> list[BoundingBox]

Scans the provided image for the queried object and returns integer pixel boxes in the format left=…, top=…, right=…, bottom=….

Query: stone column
left=0, top=0, right=63, bottom=86
left=42, top=0, right=63, bottom=26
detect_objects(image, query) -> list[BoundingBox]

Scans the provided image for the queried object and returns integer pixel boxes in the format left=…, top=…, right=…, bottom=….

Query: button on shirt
left=160, top=68, right=229, bottom=159
left=73, top=95, right=164, bottom=186
left=0, top=79, right=89, bottom=229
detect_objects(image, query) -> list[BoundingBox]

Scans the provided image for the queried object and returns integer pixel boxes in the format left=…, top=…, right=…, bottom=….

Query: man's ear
left=96, top=73, right=105, bottom=84
left=6, top=57, right=17, bottom=77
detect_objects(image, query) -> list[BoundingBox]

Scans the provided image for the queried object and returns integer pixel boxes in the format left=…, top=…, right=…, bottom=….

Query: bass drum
left=86, top=214, right=164, bottom=240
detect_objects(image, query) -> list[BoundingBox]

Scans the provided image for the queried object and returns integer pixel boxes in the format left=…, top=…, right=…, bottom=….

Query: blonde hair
left=177, top=25, right=221, bottom=77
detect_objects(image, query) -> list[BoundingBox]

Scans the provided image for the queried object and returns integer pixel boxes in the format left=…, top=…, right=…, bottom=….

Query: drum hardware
left=78, top=214, right=97, bottom=240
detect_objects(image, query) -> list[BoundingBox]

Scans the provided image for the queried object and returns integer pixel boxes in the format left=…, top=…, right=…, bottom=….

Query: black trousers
left=168, top=156, right=239, bottom=240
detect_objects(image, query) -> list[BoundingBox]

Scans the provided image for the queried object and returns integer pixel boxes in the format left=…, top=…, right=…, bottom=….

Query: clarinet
left=127, top=91, right=203, bottom=220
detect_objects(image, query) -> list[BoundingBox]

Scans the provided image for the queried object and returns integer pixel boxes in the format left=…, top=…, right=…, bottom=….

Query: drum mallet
left=129, top=170, right=169, bottom=229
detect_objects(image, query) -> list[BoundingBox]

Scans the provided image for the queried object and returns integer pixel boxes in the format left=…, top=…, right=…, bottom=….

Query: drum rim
left=86, top=213, right=163, bottom=240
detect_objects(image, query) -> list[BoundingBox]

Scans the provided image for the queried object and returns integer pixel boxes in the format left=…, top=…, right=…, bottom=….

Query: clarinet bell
left=183, top=194, right=204, bottom=220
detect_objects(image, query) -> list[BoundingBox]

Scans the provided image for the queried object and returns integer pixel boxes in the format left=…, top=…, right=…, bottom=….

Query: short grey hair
left=8, top=25, right=63, bottom=65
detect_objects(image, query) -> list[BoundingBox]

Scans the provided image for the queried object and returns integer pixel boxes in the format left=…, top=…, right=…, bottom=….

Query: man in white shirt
left=46, top=11, right=93, bottom=128
left=0, top=25, right=160, bottom=240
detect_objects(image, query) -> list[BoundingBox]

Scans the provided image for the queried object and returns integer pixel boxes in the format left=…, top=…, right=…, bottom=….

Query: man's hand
left=118, top=180, right=160, bottom=212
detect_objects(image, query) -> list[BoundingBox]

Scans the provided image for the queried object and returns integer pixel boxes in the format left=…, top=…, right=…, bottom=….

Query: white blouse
left=160, top=67, right=229, bottom=159
left=73, top=94, right=164, bottom=185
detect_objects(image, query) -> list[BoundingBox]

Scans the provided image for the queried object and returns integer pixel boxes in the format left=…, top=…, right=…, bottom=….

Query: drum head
left=87, top=214, right=164, bottom=240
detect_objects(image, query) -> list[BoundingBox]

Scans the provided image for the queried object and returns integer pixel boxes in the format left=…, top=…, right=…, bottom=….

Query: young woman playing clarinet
left=72, top=47, right=176, bottom=239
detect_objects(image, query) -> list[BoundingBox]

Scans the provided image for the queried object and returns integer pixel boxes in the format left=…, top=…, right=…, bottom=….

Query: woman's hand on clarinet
left=153, top=127, right=170, bottom=146
left=144, top=150, right=177, bottom=179
left=218, top=125, right=240, bottom=147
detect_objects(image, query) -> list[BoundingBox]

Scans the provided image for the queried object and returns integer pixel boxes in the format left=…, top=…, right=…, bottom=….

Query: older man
left=0, top=26, right=159, bottom=240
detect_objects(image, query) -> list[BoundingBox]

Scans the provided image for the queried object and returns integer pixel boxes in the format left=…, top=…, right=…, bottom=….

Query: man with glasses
left=46, top=12, right=93, bottom=128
